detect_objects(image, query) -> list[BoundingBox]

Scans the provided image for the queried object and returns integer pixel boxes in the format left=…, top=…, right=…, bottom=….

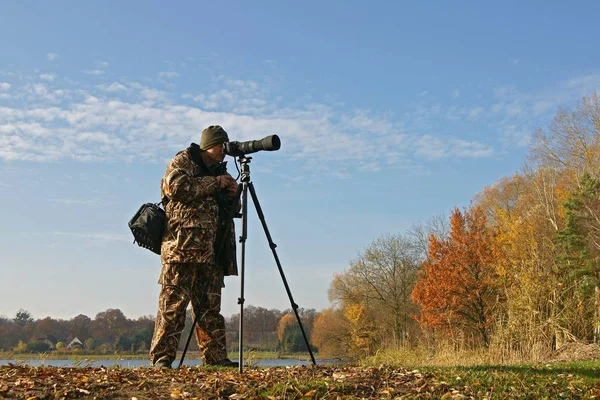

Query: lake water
left=0, top=358, right=338, bottom=368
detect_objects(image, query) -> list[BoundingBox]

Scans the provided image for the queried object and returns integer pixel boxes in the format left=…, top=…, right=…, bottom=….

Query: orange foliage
left=311, top=309, right=351, bottom=357
left=411, top=206, right=500, bottom=346
left=277, top=314, right=295, bottom=342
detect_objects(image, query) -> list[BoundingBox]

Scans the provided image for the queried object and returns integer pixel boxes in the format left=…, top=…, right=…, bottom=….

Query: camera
left=223, top=135, right=281, bottom=157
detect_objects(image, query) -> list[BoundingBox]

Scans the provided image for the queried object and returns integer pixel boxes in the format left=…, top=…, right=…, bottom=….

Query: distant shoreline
left=0, top=351, right=319, bottom=361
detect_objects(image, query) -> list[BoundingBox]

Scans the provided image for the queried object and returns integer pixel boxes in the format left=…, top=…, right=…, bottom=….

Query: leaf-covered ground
left=1, top=362, right=600, bottom=399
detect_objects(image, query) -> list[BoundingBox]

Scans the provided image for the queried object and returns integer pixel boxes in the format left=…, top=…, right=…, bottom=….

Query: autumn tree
left=0, top=317, right=21, bottom=350
left=32, top=317, right=70, bottom=344
left=408, top=214, right=450, bottom=260
left=329, top=234, right=422, bottom=350
left=412, top=207, right=500, bottom=348
left=530, top=93, right=600, bottom=180
left=244, top=306, right=283, bottom=349
left=226, top=306, right=284, bottom=351
left=473, top=171, right=568, bottom=357
left=276, top=313, right=310, bottom=352
left=92, top=308, right=129, bottom=344
left=70, top=314, right=92, bottom=340
left=311, top=308, right=351, bottom=357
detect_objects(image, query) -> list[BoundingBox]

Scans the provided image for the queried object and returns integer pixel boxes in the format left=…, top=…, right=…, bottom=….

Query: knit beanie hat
left=200, top=125, right=229, bottom=150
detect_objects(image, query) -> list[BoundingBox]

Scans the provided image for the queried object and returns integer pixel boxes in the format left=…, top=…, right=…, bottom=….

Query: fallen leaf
left=332, top=372, right=347, bottom=381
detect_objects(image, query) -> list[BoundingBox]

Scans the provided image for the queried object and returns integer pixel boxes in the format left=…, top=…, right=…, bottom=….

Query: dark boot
left=208, top=358, right=239, bottom=368
left=153, top=360, right=172, bottom=369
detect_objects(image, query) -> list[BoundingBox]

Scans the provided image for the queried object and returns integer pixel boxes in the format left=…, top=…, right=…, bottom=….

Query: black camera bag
left=128, top=202, right=166, bottom=255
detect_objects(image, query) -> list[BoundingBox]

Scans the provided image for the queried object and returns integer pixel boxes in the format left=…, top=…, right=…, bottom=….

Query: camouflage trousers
left=150, top=262, right=228, bottom=366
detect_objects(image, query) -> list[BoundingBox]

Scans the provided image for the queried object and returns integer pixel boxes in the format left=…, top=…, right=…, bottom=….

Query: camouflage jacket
left=160, top=144, right=238, bottom=277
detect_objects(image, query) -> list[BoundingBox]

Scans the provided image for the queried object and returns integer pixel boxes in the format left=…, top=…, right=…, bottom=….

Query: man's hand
left=216, top=174, right=238, bottom=197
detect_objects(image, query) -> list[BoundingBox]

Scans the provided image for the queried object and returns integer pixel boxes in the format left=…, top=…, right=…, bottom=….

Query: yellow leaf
left=303, top=389, right=316, bottom=396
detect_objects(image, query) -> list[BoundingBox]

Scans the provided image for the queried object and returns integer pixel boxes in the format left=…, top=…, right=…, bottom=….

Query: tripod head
left=237, top=155, right=252, bottom=183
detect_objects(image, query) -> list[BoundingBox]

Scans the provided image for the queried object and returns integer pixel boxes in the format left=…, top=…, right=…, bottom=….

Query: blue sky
left=1, top=1, right=599, bottom=321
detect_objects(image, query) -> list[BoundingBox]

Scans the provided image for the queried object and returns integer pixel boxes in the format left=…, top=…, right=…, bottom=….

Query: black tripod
left=179, top=155, right=316, bottom=373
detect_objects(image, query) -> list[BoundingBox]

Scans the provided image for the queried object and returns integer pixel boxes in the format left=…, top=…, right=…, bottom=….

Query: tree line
left=0, top=309, right=155, bottom=354
left=0, top=306, right=318, bottom=355
left=313, top=93, right=600, bottom=362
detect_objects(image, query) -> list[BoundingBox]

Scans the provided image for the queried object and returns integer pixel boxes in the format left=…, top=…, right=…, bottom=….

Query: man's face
left=216, top=143, right=225, bottom=161
left=205, top=143, right=226, bottom=164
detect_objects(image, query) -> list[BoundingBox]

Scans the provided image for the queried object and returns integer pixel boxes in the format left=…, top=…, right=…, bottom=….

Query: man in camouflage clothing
left=150, top=125, right=239, bottom=368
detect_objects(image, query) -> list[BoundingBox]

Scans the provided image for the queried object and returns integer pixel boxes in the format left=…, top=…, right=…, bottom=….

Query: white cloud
left=415, top=135, right=446, bottom=159
left=0, top=82, right=10, bottom=91
left=46, top=53, right=59, bottom=61
left=198, top=89, right=234, bottom=110
left=84, top=69, right=105, bottom=76
left=451, top=139, right=494, bottom=158
left=105, top=82, right=127, bottom=92
left=13, top=67, right=589, bottom=169
left=467, top=107, right=484, bottom=121
left=39, top=74, right=54, bottom=82
left=192, top=79, right=274, bottom=115
left=411, top=73, right=600, bottom=149
left=419, top=90, right=429, bottom=96
left=25, top=83, right=66, bottom=103
left=159, top=71, right=179, bottom=79
left=96, top=61, right=109, bottom=68
left=340, top=109, right=394, bottom=135
left=499, top=124, right=532, bottom=147
left=225, top=78, right=259, bottom=91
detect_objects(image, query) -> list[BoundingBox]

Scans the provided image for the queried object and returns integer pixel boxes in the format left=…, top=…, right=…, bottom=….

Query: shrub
left=26, top=340, right=52, bottom=353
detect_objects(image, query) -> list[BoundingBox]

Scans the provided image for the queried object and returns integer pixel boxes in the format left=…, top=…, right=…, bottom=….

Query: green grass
left=259, top=361, right=600, bottom=398
left=355, top=348, right=600, bottom=398
left=414, top=362, right=600, bottom=398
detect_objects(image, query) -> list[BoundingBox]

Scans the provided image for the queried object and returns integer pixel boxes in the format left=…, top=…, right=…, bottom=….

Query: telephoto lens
left=224, top=135, right=280, bottom=157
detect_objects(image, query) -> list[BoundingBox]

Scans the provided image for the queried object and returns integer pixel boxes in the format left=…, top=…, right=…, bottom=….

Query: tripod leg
left=247, top=182, right=317, bottom=365
left=178, top=184, right=244, bottom=369
left=178, top=305, right=200, bottom=368
left=238, top=181, right=249, bottom=373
